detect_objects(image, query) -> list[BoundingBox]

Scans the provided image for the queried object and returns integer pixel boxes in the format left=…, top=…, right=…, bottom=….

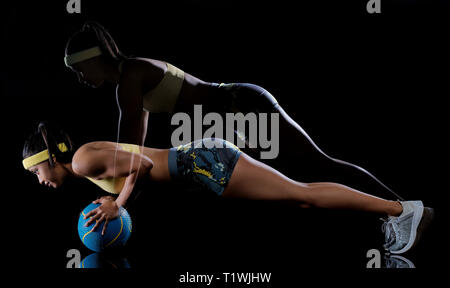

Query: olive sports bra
left=119, top=60, right=185, bottom=113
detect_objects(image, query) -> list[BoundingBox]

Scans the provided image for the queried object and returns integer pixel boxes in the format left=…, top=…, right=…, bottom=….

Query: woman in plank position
left=23, top=122, right=434, bottom=254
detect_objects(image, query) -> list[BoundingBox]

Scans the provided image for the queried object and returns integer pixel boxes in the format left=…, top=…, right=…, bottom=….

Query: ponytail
left=23, top=121, right=75, bottom=166
left=65, top=21, right=127, bottom=66
left=38, top=122, right=55, bottom=167
left=81, top=21, right=127, bottom=62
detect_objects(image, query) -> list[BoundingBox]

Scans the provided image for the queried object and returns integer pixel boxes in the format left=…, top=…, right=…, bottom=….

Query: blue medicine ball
left=77, top=203, right=132, bottom=252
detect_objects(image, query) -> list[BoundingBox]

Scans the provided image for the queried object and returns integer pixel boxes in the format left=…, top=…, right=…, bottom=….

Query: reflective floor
left=77, top=252, right=418, bottom=269
left=71, top=192, right=441, bottom=271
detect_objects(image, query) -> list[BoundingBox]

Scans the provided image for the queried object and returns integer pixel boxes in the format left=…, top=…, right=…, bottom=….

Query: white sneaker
left=381, top=200, right=433, bottom=254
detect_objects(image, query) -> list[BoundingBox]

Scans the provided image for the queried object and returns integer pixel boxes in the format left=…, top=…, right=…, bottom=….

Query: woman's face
left=28, top=160, right=69, bottom=188
left=70, top=57, right=105, bottom=88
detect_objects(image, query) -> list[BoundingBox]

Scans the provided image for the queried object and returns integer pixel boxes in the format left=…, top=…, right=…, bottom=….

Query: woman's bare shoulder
left=72, top=142, right=116, bottom=175
left=121, top=57, right=166, bottom=75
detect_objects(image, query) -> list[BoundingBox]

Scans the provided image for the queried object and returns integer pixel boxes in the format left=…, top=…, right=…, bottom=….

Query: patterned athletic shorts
left=168, top=138, right=242, bottom=195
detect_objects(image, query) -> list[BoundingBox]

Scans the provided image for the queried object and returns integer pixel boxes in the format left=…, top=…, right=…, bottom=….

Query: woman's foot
left=381, top=200, right=434, bottom=254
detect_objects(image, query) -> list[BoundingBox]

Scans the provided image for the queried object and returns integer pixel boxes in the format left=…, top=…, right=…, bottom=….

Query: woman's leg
left=275, top=105, right=401, bottom=200
left=213, top=82, right=402, bottom=200
left=223, top=153, right=403, bottom=216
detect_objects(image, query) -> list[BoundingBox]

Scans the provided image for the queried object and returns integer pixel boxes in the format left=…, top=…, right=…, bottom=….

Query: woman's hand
left=84, top=196, right=120, bottom=235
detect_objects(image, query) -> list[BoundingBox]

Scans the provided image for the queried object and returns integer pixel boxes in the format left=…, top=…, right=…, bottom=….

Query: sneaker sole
left=391, top=206, right=434, bottom=254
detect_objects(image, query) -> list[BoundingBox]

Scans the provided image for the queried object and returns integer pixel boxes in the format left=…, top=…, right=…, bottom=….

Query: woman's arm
left=116, top=60, right=161, bottom=145
left=116, top=81, right=148, bottom=146
left=73, top=144, right=153, bottom=233
left=112, top=60, right=161, bottom=210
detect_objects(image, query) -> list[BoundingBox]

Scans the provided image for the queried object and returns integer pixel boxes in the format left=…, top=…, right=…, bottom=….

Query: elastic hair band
left=64, top=46, right=102, bottom=66
left=23, top=143, right=68, bottom=169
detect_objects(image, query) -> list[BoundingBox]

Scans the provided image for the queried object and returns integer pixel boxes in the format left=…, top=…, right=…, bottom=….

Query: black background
left=3, top=0, right=449, bottom=284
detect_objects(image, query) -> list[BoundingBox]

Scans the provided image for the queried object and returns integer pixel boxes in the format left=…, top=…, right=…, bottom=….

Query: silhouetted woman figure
left=64, top=21, right=403, bottom=200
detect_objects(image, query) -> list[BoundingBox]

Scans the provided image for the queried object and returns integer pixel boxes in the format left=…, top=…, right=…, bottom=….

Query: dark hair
left=65, top=21, right=127, bottom=65
left=22, top=121, right=76, bottom=166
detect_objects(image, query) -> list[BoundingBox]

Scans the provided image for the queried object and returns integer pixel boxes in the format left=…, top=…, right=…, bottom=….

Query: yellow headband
left=22, top=143, right=69, bottom=170
left=64, top=46, right=102, bottom=66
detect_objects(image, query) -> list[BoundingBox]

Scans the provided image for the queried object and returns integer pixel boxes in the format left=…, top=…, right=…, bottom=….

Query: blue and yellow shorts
left=168, top=138, right=242, bottom=195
